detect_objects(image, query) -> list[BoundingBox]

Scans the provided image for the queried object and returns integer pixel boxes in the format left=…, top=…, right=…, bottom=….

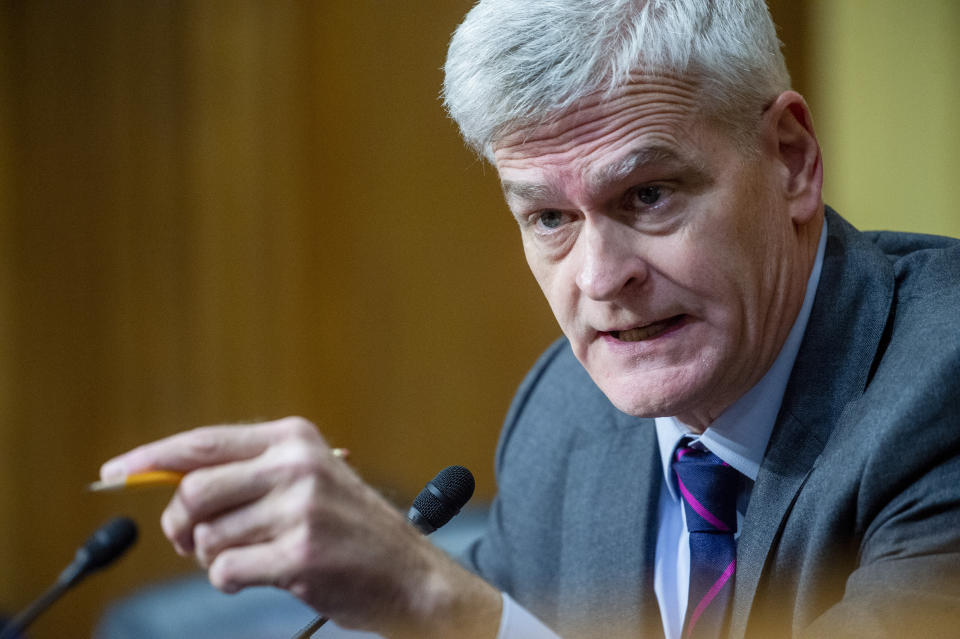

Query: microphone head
left=76, top=516, right=138, bottom=574
left=410, top=465, right=475, bottom=533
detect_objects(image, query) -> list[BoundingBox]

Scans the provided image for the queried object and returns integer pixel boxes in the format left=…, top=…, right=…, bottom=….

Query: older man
left=101, top=1, right=960, bottom=638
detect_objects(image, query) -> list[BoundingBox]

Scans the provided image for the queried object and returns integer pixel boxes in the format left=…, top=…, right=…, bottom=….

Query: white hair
left=442, top=0, right=791, bottom=161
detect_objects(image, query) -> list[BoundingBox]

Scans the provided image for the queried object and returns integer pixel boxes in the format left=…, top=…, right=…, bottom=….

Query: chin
left=594, top=371, right=709, bottom=419
left=599, top=384, right=677, bottom=418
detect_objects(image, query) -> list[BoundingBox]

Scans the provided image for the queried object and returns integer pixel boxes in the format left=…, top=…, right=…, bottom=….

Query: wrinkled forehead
left=488, top=70, right=758, bottom=171
left=491, top=74, right=713, bottom=184
left=492, top=72, right=704, bottom=145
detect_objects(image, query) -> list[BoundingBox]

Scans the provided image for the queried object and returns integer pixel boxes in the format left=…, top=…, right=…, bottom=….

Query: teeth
left=616, top=318, right=675, bottom=342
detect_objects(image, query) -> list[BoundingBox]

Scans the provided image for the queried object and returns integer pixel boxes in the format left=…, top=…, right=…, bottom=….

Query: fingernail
left=100, top=458, right=127, bottom=481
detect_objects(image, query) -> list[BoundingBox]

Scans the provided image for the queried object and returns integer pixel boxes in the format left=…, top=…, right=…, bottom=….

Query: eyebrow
left=589, top=145, right=706, bottom=189
left=500, top=144, right=707, bottom=206
left=500, top=180, right=562, bottom=204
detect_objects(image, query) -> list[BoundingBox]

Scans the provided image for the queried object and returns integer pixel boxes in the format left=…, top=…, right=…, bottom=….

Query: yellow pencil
left=88, top=470, right=184, bottom=492
left=88, top=447, right=350, bottom=492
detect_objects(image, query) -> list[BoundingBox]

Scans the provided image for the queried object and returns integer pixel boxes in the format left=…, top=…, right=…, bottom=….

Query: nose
left=574, top=217, right=648, bottom=300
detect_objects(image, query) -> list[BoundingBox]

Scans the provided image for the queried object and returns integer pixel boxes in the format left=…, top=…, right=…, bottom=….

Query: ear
left=762, top=91, right=823, bottom=225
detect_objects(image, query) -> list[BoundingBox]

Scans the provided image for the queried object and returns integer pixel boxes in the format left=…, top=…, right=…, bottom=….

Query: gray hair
left=443, top=0, right=791, bottom=161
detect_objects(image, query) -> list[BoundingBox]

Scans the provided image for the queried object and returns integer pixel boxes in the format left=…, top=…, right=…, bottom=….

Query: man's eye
left=630, top=185, right=663, bottom=207
left=537, top=210, right=565, bottom=230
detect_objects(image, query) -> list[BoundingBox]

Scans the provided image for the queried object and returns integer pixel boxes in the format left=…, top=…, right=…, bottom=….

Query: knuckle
left=267, top=441, right=326, bottom=485
left=208, top=555, right=239, bottom=593
left=279, top=416, right=320, bottom=441
left=176, top=475, right=207, bottom=513
left=187, top=426, right=224, bottom=458
left=288, top=443, right=323, bottom=473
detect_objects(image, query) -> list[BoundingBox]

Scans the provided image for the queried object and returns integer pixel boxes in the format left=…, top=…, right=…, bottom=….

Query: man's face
left=493, top=76, right=806, bottom=427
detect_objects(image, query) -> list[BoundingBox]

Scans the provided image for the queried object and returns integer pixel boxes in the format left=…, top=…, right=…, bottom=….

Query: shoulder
left=822, top=216, right=960, bottom=382
left=861, top=229, right=960, bottom=312
left=869, top=229, right=960, bottom=375
left=862, top=228, right=960, bottom=260
left=495, top=337, right=619, bottom=474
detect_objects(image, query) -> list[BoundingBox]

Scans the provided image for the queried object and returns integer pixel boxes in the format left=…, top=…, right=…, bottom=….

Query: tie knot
left=672, top=446, right=740, bottom=533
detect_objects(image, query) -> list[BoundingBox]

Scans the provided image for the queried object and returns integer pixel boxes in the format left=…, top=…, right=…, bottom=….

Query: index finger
left=100, top=417, right=324, bottom=480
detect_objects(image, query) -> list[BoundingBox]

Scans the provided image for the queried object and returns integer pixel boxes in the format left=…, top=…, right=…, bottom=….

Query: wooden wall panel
left=0, top=1, right=559, bottom=635
left=0, top=2, right=16, bottom=612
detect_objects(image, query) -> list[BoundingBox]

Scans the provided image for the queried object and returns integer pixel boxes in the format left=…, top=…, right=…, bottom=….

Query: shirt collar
left=655, top=219, right=828, bottom=497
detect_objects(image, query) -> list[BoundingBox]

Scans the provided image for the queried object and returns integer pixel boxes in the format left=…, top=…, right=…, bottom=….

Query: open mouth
left=609, top=315, right=687, bottom=342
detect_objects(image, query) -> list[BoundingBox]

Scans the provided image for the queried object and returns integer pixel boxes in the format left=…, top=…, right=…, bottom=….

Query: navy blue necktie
left=672, top=444, right=740, bottom=639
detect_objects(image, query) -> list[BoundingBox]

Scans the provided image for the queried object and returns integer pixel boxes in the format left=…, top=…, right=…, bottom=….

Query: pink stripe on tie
left=677, top=475, right=731, bottom=532
left=685, top=559, right=736, bottom=639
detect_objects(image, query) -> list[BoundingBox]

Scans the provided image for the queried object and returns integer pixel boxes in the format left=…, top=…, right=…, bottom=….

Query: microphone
left=0, top=516, right=138, bottom=639
left=407, top=464, right=475, bottom=534
left=291, top=465, right=476, bottom=639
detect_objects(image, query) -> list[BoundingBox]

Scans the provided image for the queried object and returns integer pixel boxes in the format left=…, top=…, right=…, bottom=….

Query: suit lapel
left=557, top=413, right=665, bottom=639
left=729, top=410, right=823, bottom=638
left=729, top=210, right=895, bottom=638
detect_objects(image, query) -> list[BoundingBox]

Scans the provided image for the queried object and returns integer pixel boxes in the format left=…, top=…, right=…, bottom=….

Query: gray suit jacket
left=464, top=209, right=960, bottom=638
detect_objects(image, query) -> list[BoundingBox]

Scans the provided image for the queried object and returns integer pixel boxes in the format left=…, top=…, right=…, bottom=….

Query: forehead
left=493, top=75, right=709, bottom=195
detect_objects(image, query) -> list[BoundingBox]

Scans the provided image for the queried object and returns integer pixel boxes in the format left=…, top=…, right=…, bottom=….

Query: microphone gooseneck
left=291, top=465, right=476, bottom=639
left=0, top=516, right=138, bottom=639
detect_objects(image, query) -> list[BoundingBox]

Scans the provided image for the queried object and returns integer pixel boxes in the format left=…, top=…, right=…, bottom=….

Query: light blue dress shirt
left=497, top=221, right=827, bottom=639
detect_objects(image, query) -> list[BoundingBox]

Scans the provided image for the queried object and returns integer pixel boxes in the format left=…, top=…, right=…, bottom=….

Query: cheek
left=642, top=223, right=713, bottom=289
left=651, top=224, right=748, bottom=323
left=524, top=244, right=578, bottom=326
